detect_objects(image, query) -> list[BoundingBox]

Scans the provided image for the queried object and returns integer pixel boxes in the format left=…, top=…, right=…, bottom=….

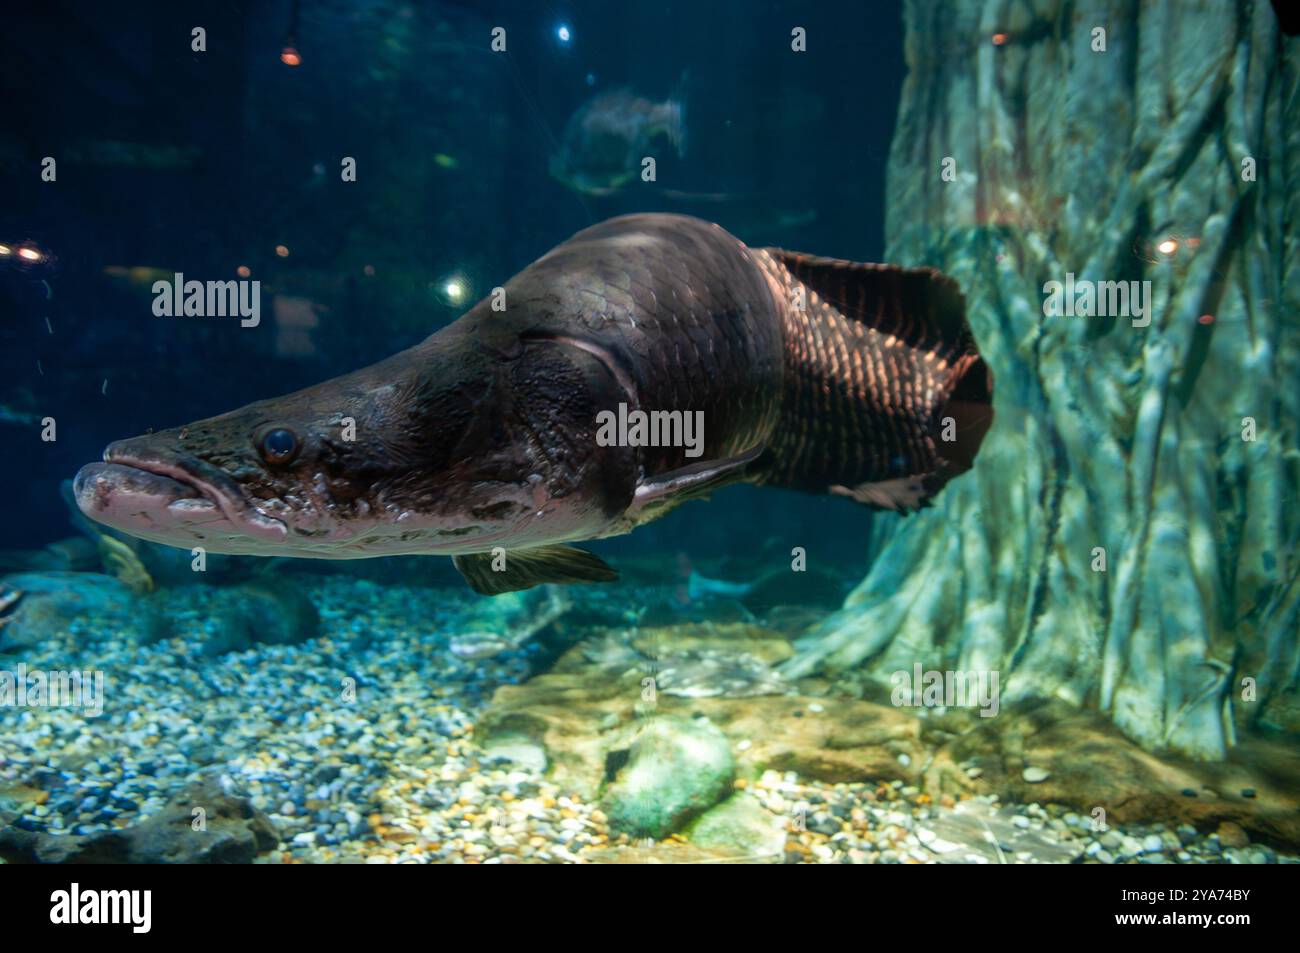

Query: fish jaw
left=71, top=437, right=520, bottom=558
left=71, top=454, right=514, bottom=559
left=73, top=455, right=290, bottom=554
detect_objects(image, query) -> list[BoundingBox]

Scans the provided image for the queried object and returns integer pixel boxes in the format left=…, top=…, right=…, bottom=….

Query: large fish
left=74, top=214, right=993, bottom=595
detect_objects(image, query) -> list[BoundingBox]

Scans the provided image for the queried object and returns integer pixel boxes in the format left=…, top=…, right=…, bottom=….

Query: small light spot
left=556, top=24, right=571, bottom=43
left=236, top=265, right=251, bottom=277
left=1198, top=314, right=1215, bottom=325
left=1157, top=238, right=1178, bottom=256
left=281, top=46, right=301, bottom=66
left=17, top=247, right=42, bottom=262
left=275, top=245, right=290, bottom=257
left=991, top=32, right=1008, bottom=45
left=443, top=278, right=466, bottom=304
left=363, top=264, right=375, bottom=276
left=0, top=244, right=10, bottom=256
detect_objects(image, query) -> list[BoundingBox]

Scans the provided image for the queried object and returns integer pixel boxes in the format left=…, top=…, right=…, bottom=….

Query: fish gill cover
left=0, top=0, right=1297, bottom=905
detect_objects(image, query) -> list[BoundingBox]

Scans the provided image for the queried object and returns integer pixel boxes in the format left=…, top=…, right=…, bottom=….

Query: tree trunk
left=785, top=0, right=1300, bottom=760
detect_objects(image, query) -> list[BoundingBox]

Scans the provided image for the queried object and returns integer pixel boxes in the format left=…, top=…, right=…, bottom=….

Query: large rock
left=929, top=700, right=1300, bottom=846
left=0, top=572, right=138, bottom=650
left=0, top=777, right=279, bottom=864
left=476, top=643, right=926, bottom=798
left=204, top=580, right=319, bottom=656
left=685, top=792, right=787, bottom=862
left=600, top=716, right=734, bottom=838
left=476, top=642, right=1300, bottom=848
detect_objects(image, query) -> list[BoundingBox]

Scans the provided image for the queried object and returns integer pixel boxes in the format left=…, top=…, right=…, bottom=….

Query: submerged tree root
left=787, top=0, right=1300, bottom=760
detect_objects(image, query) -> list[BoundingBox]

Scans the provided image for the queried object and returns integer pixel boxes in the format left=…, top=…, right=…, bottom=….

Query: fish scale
left=505, top=215, right=989, bottom=512
left=749, top=244, right=992, bottom=507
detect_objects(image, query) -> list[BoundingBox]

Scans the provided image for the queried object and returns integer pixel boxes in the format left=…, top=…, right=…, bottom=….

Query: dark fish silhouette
left=74, top=214, right=993, bottom=595
left=550, top=87, right=686, bottom=196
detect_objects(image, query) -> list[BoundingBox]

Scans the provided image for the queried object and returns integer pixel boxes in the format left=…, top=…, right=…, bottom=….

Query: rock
left=923, top=800, right=1085, bottom=864
left=0, top=777, right=278, bottom=863
left=808, top=812, right=841, bottom=836
left=476, top=644, right=926, bottom=797
left=483, top=735, right=549, bottom=774
left=450, top=586, right=572, bottom=658
left=685, top=793, right=786, bottom=861
left=1215, top=821, right=1250, bottom=849
left=930, top=701, right=1300, bottom=846
left=1022, top=766, right=1050, bottom=783
left=653, top=650, right=787, bottom=698
left=205, top=580, right=319, bottom=656
left=629, top=622, right=794, bottom=666
left=601, top=716, right=734, bottom=839
left=0, top=572, right=137, bottom=649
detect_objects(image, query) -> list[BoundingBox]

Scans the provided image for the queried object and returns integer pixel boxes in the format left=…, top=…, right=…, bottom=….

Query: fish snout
left=84, top=438, right=289, bottom=544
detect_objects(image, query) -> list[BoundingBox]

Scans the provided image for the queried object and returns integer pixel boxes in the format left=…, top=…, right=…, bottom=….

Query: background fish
left=550, top=79, right=687, bottom=196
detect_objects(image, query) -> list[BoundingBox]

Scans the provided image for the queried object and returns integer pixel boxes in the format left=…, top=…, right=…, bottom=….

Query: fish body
left=447, top=631, right=518, bottom=660
left=686, top=571, right=754, bottom=601
left=550, top=89, right=686, bottom=196
left=74, top=214, right=993, bottom=595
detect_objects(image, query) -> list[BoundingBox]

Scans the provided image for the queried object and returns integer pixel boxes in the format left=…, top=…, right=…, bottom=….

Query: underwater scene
left=1, top=0, right=1299, bottom=879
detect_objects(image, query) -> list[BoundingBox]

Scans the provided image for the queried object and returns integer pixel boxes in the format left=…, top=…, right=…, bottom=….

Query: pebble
left=2, top=575, right=1295, bottom=867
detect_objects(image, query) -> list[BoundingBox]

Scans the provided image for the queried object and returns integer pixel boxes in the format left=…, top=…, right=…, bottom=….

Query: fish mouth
left=74, top=446, right=288, bottom=548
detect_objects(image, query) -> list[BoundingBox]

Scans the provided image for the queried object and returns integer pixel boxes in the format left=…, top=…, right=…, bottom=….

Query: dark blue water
left=0, top=0, right=902, bottom=567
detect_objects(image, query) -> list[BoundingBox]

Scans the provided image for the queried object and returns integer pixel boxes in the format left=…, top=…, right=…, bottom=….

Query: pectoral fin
left=452, top=545, right=618, bottom=596
left=628, top=444, right=765, bottom=518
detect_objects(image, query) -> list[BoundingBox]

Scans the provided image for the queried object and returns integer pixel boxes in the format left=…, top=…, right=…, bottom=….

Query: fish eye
left=259, top=427, right=300, bottom=465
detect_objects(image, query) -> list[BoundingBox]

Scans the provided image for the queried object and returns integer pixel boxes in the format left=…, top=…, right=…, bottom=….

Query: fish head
left=73, top=321, right=637, bottom=558
left=550, top=100, right=644, bottom=196
left=72, top=354, right=448, bottom=556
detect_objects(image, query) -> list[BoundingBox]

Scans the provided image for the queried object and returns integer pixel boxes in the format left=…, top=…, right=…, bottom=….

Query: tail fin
left=757, top=249, right=994, bottom=512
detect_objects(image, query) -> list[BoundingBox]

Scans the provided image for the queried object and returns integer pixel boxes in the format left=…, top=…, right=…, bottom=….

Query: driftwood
left=786, top=0, right=1299, bottom=760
